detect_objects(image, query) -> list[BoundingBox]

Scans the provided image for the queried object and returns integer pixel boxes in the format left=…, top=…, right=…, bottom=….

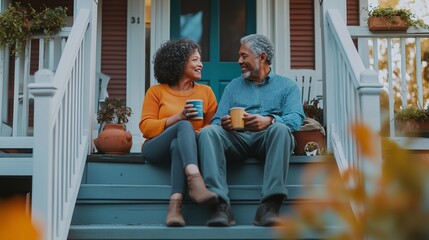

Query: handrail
left=28, top=9, right=92, bottom=240
left=325, top=9, right=383, bottom=179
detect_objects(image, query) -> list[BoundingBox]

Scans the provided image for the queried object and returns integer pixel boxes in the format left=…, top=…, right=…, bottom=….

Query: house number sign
left=131, top=17, right=140, bottom=24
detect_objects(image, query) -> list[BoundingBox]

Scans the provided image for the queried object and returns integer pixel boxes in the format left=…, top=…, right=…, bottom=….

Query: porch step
left=72, top=184, right=326, bottom=225
left=82, top=154, right=330, bottom=186
left=68, top=225, right=342, bottom=240
left=69, top=153, right=340, bottom=240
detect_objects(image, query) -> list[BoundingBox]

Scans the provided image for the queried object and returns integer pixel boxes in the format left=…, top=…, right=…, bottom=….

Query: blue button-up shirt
left=211, top=70, right=305, bottom=132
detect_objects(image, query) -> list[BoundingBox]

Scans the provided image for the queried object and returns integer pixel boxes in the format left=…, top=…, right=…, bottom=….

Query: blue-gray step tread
left=82, top=155, right=333, bottom=185
left=86, top=154, right=324, bottom=164
left=77, top=184, right=326, bottom=201
left=68, top=224, right=337, bottom=239
left=71, top=198, right=333, bottom=225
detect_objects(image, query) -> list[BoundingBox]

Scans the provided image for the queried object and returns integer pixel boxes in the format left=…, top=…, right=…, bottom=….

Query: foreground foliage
left=278, top=124, right=429, bottom=239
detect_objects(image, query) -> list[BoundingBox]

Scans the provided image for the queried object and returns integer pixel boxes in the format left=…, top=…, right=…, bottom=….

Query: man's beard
left=241, top=71, right=251, bottom=79
left=241, top=63, right=259, bottom=80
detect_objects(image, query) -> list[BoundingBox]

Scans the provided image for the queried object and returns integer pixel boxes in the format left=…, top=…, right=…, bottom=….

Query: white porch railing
left=324, top=10, right=383, bottom=176
left=0, top=29, right=71, bottom=175
left=12, top=29, right=72, bottom=137
left=28, top=9, right=93, bottom=240
left=348, top=26, right=429, bottom=150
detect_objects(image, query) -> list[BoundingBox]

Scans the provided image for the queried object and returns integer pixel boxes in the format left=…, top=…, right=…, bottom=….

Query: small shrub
left=97, top=98, right=132, bottom=124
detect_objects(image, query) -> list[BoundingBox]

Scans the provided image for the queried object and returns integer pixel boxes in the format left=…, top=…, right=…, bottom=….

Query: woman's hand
left=182, top=103, right=198, bottom=120
left=166, top=103, right=198, bottom=128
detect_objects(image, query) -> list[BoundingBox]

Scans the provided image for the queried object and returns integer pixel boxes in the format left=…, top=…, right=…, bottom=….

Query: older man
left=198, top=34, right=305, bottom=227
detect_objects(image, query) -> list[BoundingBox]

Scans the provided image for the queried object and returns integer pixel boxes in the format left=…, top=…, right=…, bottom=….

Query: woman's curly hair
left=153, top=38, right=201, bottom=85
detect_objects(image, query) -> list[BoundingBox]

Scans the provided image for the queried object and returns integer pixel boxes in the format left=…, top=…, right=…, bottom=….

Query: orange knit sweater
left=139, top=83, right=218, bottom=139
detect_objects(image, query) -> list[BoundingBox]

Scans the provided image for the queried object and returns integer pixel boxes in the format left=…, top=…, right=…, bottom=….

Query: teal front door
left=170, top=0, right=256, bottom=100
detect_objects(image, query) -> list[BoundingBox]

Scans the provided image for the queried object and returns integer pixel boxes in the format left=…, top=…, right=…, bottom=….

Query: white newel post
left=358, top=70, right=383, bottom=195
left=28, top=69, right=57, bottom=240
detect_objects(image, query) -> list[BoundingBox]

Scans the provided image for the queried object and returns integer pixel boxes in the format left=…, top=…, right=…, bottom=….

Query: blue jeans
left=142, top=120, right=197, bottom=195
left=197, top=123, right=295, bottom=205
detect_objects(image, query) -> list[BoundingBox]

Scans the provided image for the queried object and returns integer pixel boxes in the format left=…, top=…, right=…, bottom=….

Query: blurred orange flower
left=0, top=196, right=40, bottom=240
left=351, top=123, right=378, bottom=158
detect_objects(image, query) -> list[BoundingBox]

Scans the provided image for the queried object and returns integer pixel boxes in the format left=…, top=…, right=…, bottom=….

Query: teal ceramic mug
left=186, top=99, right=203, bottom=120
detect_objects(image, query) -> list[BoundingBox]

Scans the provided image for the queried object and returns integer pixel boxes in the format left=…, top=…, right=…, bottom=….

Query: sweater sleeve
left=277, top=82, right=305, bottom=131
left=139, top=87, right=168, bottom=139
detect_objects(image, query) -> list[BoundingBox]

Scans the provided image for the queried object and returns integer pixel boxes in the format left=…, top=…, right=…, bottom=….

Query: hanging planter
left=394, top=106, right=429, bottom=138
left=0, top=2, right=67, bottom=56
left=365, top=6, right=429, bottom=32
left=368, top=16, right=408, bottom=31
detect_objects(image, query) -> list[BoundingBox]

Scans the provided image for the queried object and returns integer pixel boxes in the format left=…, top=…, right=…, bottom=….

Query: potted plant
left=394, top=106, right=429, bottom=137
left=0, top=3, right=67, bottom=56
left=365, top=6, right=429, bottom=31
left=303, top=98, right=323, bottom=126
left=293, top=98, right=326, bottom=155
left=94, top=97, right=133, bottom=154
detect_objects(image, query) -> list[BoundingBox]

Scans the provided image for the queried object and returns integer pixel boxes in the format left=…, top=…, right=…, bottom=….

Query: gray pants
left=197, top=123, right=295, bottom=205
left=142, top=121, right=197, bottom=195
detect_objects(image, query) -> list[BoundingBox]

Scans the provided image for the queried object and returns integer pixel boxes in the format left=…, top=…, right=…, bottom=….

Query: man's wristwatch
left=269, top=115, right=275, bottom=124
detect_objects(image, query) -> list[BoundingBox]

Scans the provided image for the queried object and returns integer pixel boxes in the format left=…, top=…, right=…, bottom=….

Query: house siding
left=347, top=0, right=360, bottom=26
left=290, top=0, right=315, bottom=70
left=101, top=0, right=128, bottom=100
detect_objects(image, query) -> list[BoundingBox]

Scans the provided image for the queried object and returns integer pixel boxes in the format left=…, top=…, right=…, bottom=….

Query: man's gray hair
left=240, top=34, right=274, bottom=65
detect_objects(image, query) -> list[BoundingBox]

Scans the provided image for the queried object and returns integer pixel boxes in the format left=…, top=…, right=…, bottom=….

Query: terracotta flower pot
left=94, top=123, right=133, bottom=154
left=396, top=120, right=429, bottom=138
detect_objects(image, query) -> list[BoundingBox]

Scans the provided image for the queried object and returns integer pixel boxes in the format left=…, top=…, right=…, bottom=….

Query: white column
left=272, top=0, right=290, bottom=76
left=127, top=0, right=146, bottom=152
left=256, top=0, right=290, bottom=75
left=150, top=0, right=170, bottom=87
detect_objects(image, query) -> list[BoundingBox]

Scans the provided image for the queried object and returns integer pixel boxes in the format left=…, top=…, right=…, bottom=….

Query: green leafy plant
left=366, top=6, right=429, bottom=29
left=0, top=2, right=67, bottom=56
left=0, top=2, right=34, bottom=55
left=394, top=106, right=429, bottom=122
left=33, top=5, right=67, bottom=37
left=97, top=97, right=132, bottom=124
left=394, top=106, right=429, bottom=137
left=303, top=98, right=324, bottom=126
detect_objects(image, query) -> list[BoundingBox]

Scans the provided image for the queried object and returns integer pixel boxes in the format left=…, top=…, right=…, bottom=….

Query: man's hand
left=243, top=112, right=273, bottom=131
left=220, top=115, right=234, bottom=131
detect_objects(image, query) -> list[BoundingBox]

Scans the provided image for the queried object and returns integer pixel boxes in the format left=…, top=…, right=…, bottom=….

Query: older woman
left=139, top=39, right=218, bottom=227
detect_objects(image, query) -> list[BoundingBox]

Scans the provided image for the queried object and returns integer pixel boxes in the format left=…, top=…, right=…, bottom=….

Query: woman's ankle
left=170, top=193, right=183, bottom=201
left=185, top=164, right=200, bottom=175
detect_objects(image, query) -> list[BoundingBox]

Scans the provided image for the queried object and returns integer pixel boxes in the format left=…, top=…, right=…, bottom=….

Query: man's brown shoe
left=253, top=195, right=284, bottom=226
left=207, top=200, right=236, bottom=227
